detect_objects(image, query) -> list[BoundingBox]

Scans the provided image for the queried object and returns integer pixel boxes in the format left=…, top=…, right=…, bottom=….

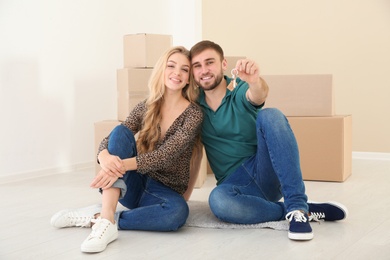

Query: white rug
left=185, top=200, right=288, bottom=231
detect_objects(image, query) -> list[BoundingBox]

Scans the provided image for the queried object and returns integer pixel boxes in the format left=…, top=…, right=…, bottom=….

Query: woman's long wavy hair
left=136, top=46, right=200, bottom=154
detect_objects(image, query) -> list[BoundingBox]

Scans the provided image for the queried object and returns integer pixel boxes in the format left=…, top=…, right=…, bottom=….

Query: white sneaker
left=81, top=217, right=118, bottom=253
left=50, top=204, right=102, bottom=228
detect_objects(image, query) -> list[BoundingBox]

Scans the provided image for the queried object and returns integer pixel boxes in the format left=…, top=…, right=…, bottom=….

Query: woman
left=51, top=46, right=203, bottom=253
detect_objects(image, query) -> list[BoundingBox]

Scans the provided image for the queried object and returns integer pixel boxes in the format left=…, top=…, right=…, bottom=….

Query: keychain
left=231, top=68, right=238, bottom=89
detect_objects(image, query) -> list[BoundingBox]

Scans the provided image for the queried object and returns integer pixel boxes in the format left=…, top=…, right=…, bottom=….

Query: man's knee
left=209, top=186, right=241, bottom=222
left=256, top=108, right=289, bottom=130
left=257, top=108, right=285, bottom=123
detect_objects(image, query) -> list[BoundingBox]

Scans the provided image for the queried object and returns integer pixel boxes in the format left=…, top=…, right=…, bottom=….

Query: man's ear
left=222, top=58, right=228, bottom=72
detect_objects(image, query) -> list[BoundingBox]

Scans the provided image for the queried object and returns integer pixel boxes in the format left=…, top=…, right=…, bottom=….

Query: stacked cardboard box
left=288, top=115, right=352, bottom=182
left=117, top=68, right=152, bottom=121
left=262, top=74, right=352, bottom=182
left=217, top=59, right=352, bottom=181
left=94, top=34, right=208, bottom=188
left=223, top=59, right=352, bottom=181
left=263, top=75, right=334, bottom=117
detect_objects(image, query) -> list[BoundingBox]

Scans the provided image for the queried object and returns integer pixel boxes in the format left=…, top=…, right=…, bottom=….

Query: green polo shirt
left=198, top=76, right=264, bottom=184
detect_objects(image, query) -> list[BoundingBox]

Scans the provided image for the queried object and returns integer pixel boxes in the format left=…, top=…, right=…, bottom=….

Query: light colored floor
left=0, top=158, right=389, bottom=260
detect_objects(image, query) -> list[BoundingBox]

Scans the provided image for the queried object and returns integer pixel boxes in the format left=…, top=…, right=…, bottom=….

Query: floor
left=0, top=158, right=389, bottom=260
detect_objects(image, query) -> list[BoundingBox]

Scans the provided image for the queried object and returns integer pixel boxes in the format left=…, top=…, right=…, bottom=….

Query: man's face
left=191, top=49, right=226, bottom=91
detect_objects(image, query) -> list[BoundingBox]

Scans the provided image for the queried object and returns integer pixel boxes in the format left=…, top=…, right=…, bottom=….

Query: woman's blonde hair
left=137, top=46, right=199, bottom=154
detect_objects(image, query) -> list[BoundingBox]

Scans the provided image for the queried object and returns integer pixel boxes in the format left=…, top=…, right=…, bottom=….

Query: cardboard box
left=224, top=56, right=246, bottom=76
left=117, top=68, right=153, bottom=92
left=117, top=68, right=152, bottom=121
left=288, top=115, right=352, bottom=182
left=263, top=74, right=334, bottom=116
left=94, top=120, right=122, bottom=175
left=118, top=91, right=149, bottom=121
left=194, top=148, right=208, bottom=188
left=123, top=34, right=172, bottom=68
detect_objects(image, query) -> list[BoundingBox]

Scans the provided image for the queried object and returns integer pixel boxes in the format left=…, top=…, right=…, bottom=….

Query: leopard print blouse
left=98, top=101, right=203, bottom=195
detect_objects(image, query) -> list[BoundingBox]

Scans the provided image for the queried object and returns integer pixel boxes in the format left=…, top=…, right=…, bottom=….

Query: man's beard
left=195, top=71, right=224, bottom=91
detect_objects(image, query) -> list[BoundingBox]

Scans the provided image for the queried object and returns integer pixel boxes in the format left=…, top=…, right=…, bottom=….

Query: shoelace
left=68, top=212, right=93, bottom=227
left=308, top=212, right=325, bottom=222
left=88, top=218, right=109, bottom=239
left=286, top=210, right=308, bottom=223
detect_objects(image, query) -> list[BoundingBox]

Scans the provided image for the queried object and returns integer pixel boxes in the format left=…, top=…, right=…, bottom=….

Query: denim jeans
left=106, top=125, right=189, bottom=231
left=209, top=108, right=308, bottom=224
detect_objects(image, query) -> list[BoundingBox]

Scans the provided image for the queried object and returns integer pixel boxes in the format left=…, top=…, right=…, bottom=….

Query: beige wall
left=202, top=0, right=390, bottom=153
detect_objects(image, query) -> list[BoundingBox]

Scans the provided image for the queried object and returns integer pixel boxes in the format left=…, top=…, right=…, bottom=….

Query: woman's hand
left=90, top=169, right=119, bottom=190
left=97, top=149, right=126, bottom=178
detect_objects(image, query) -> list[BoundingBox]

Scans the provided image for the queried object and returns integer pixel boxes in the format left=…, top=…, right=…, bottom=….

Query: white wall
left=0, top=0, right=201, bottom=178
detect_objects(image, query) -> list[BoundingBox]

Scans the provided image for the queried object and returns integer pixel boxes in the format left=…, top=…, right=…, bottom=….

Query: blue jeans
left=106, top=125, right=189, bottom=231
left=209, top=108, right=308, bottom=224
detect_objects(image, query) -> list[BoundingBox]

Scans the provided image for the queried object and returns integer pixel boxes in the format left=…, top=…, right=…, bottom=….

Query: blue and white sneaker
left=286, top=210, right=314, bottom=241
left=307, top=201, right=348, bottom=221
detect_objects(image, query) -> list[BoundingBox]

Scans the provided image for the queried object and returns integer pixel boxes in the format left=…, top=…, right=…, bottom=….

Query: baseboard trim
left=352, top=152, right=390, bottom=161
left=0, top=161, right=94, bottom=184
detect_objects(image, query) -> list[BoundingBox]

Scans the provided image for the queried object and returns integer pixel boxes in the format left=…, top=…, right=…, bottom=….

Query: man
left=190, top=40, right=347, bottom=240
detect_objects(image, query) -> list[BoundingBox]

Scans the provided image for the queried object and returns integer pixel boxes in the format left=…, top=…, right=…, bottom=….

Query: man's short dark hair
left=190, top=40, right=224, bottom=61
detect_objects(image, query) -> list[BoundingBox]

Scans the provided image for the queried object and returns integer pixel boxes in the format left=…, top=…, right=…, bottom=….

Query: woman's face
left=164, top=52, right=190, bottom=92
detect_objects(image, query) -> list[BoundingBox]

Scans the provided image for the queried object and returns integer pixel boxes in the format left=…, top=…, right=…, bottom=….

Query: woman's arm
left=122, top=157, right=137, bottom=172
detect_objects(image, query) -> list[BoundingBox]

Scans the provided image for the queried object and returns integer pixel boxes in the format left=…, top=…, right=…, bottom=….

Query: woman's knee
left=164, top=198, right=189, bottom=231
left=107, top=125, right=137, bottom=158
left=110, top=125, right=135, bottom=142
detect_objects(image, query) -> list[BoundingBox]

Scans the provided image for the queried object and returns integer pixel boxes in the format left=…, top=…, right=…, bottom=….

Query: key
left=231, top=68, right=238, bottom=89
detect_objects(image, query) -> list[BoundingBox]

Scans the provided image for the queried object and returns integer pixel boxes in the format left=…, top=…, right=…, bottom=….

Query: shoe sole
left=288, top=231, right=314, bottom=241
left=81, top=233, right=118, bottom=253
left=308, top=200, right=349, bottom=220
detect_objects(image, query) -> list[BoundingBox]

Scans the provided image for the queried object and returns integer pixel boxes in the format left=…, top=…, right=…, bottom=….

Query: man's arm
left=246, top=76, right=269, bottom=106
left=235, top=59, right=269, bottom=106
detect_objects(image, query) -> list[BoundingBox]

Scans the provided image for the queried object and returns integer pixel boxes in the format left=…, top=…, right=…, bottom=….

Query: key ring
left=231, top=68, right=238, bottom=78
left=231, top=69, right=238, bottom=89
